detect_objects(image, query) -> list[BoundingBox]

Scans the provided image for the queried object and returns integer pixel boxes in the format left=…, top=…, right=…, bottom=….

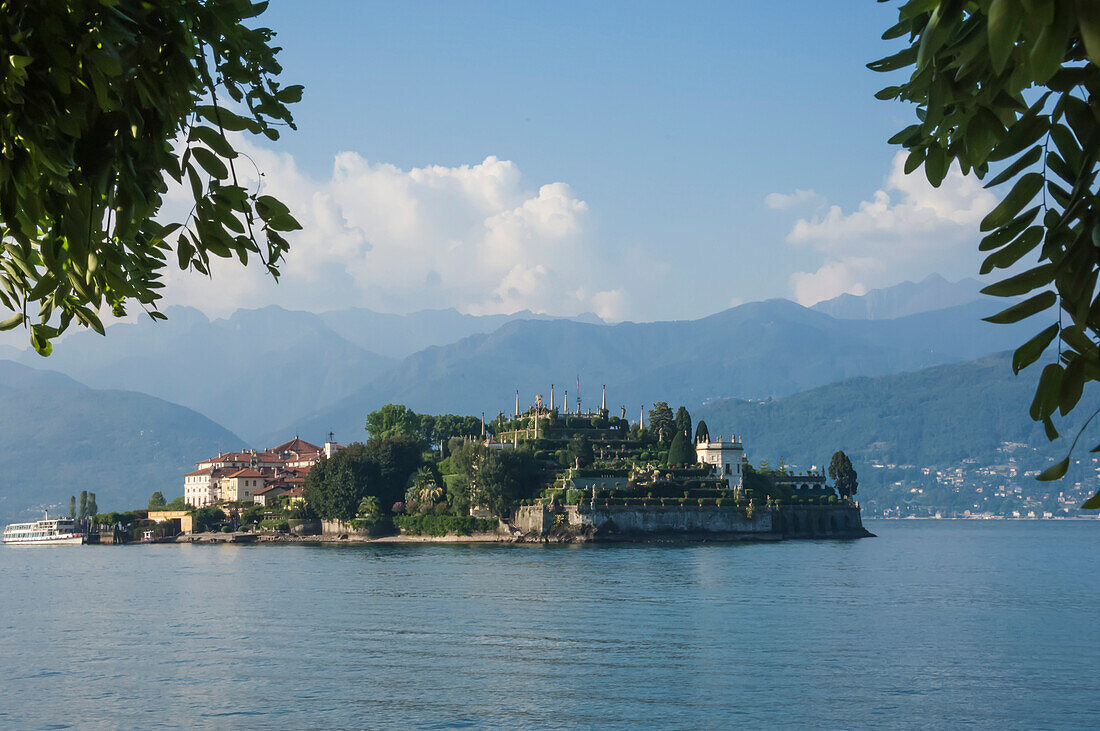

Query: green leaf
left=988, top=0, right=1023, bottom=74
left=925, top=146, right=948, bottom=186
left=191, top=147, right=229, bottom=180
left=1030, top=362, right=1064, bottom=421
left=276, top=84, right=304, bottom=103
left=1012, top=323, right=1059, bottom=373
left=980, top=172, right=1044, bottom=231
left=1036, top=457, right=1069, bottom=481
left=979, top=206, right=1041, bottom=250
left=980, top=226, right=1044, bottom=272
left=966, top=108, right=1005, bottom=165
left=1030, top=18, right=1067, bottom=82
left=0, top=312, right=24, bottom=331
left=983, top=290, right=1056, bottom=323
left=980, top=262, right=1055, bottom=297
left=1076, top=0, right=1100, bottom=68
left=188, top=126, right=238, bottom=160
left=195, top=105, right=257, bottom=133
left=255, top=195, right=291, bottom=220
left=984, top=145, right=1042, bottom=188
left=1059, top=356, right=1086, bottom=416
left=873, top=46, right=918, bottom=71
left=8, top=55, right=32, bottom=69
left=1082, top=489, right=1100, bottom=509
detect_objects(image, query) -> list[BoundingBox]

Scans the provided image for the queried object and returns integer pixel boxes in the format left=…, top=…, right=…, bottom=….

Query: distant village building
left=183, top=437, right=341, bottom=507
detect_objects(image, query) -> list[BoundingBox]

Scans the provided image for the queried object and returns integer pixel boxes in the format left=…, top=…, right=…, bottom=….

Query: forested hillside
left=0, top=361, right=242, bottom=522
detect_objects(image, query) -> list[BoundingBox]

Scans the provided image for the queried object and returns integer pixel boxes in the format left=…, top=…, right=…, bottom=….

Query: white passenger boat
left=2, top=516, right=85, bottom=545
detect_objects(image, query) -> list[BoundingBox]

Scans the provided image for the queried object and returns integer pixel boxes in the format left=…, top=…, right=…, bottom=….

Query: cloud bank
left=776, top=152, right=998, bottom=306
left=162, top=143, right=631, bottom=321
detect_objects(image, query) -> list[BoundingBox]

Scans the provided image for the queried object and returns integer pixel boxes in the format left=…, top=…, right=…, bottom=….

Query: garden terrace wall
left=513, top=504, right=870, bottom=540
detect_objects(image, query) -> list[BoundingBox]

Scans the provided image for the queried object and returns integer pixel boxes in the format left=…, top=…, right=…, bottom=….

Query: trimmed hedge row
left=395, top=515, right=498, bottom=537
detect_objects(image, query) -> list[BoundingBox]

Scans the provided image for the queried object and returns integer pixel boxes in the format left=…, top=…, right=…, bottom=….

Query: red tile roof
left=270, top=437, right=322, bottom=455
left=225, top=468, right=265, bottom=479
left=253, top=485, right=288, bottom=496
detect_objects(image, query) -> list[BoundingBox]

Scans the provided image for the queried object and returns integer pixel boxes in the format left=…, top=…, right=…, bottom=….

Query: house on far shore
left=183, top=436, right=340, bottom=508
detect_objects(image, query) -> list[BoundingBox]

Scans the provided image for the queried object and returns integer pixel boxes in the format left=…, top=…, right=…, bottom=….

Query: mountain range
left=282, top=296, right=1032, bottom=446
left=1, top=274, right=1064, bottom=519
left=811, top=273, right=984, bottom=320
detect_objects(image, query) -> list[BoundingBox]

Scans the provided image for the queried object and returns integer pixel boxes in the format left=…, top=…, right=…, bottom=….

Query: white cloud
left=784, top=152, right=997, bottom=305
left=764, top=188, right=822, bottom=210
left=161, top=143, right=633, bottom=319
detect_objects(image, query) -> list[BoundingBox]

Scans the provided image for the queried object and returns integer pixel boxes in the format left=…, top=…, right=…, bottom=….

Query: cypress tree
left=78, top=490, right=88, bottom=520
left=667, top=431, right=691, bottom=466
left=68, top=496, right=76, bottom=519
left=675, top=406, right=692, bottom=441
left=694, top=420, right=710, bottom=443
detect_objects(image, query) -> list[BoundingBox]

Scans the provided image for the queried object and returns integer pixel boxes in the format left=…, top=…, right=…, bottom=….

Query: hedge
left=395, top=515, right=498, bottom=537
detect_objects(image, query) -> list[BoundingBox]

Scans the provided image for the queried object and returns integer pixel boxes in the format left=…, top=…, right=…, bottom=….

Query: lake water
left=1, top=520, right=1097, bottom=729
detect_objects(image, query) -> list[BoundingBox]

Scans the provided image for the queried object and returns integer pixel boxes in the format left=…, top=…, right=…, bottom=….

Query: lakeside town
left=855, top=443, right=1100, bottom=520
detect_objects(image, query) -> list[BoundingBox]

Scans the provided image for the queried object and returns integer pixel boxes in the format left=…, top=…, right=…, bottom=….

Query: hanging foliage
left=0, top=0, right=301, bottom=354
left=872, top=0, right=1100, bottom=506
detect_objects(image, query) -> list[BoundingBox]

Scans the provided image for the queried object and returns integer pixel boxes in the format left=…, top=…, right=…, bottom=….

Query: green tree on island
left=68, top=495, right=75, bottom=519
left=694, top=420, right=710, bottom=444
left=0, top=1, right=301, bottom=354
left=647, top=402, right=675, bottom=444
left=567, top=434, right=595, bottom=468
left=78, top=490, right=88, bottom=521
left=829, top=451, right=858, bottom=500
left=873, top=2, right=1100, bottom=503
left=148, top=492, right=167, bottom=510
left=675, top=406, right=692, bottom=441
left=666, top=431, right=693, bottom=467
left=304, top=437, right=424, bottom=520
left=365, top=404, right=422, bottom=440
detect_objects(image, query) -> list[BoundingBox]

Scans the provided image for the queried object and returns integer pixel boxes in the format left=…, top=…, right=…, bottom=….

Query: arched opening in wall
left=791, top=513, right=800, bottom=534
left=801, top=483, right=809, bottom=492
left=830, top=516, right=838, bottom=533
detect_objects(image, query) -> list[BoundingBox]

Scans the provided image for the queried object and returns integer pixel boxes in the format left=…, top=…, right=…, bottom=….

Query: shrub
left=565, top=489, right=584, bottom=505
left=395, top=515, right=497, bottom=536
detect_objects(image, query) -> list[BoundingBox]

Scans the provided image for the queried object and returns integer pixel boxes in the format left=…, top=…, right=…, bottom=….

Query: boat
left=2, top=515, right=86, bottom=545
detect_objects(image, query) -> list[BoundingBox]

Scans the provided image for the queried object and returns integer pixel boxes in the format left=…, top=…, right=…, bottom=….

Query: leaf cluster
left=872, top=0, right=1100, bottom=505
left=0, top=0, right=301, bottom=353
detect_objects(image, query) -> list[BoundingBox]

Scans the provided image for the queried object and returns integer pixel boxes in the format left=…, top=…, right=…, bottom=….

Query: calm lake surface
left=2, top=520, right=1097, bottom=729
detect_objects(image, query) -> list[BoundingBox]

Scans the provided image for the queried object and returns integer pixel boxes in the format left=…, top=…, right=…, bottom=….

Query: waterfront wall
left=512, top=503, right=868, bottom=540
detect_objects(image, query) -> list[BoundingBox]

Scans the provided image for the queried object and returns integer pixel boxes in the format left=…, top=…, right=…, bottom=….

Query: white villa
left=183, top=437, right=341, bottom=507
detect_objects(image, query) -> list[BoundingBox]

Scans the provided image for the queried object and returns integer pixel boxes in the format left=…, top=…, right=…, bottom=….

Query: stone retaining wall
left=513, top=503, right=869, bottom=540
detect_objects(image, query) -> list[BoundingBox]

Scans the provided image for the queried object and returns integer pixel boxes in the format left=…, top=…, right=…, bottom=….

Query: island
left=86, top=389, right=872, bottom=544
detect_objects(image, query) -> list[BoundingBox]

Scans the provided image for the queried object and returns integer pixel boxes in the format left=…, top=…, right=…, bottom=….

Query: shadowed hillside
left=0, top=361, right=243, bottom=522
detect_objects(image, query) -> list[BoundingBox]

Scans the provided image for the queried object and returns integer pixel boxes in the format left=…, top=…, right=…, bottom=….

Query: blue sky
left=158, top=1, right=996, bottom=322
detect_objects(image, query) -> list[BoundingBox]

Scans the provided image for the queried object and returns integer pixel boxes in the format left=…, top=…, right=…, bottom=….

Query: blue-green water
left=1, top=521, right=1097, bottom=729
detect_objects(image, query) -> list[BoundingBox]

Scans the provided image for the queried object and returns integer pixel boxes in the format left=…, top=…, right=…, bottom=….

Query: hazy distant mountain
left=695, top=352, right=1096, bottom=512
left=0, top=360, right=242, bottom=522
left=13, top=306, right=395, bottom=444
left=7, top=305, right=606, bottom=443
left=696, top=352, right=1052, bottom=469
left=811, top=274, right=983, bottom=320
left=279, top=298, right=1035, bottom=445
left=319, top=307, right=604, bottom=359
